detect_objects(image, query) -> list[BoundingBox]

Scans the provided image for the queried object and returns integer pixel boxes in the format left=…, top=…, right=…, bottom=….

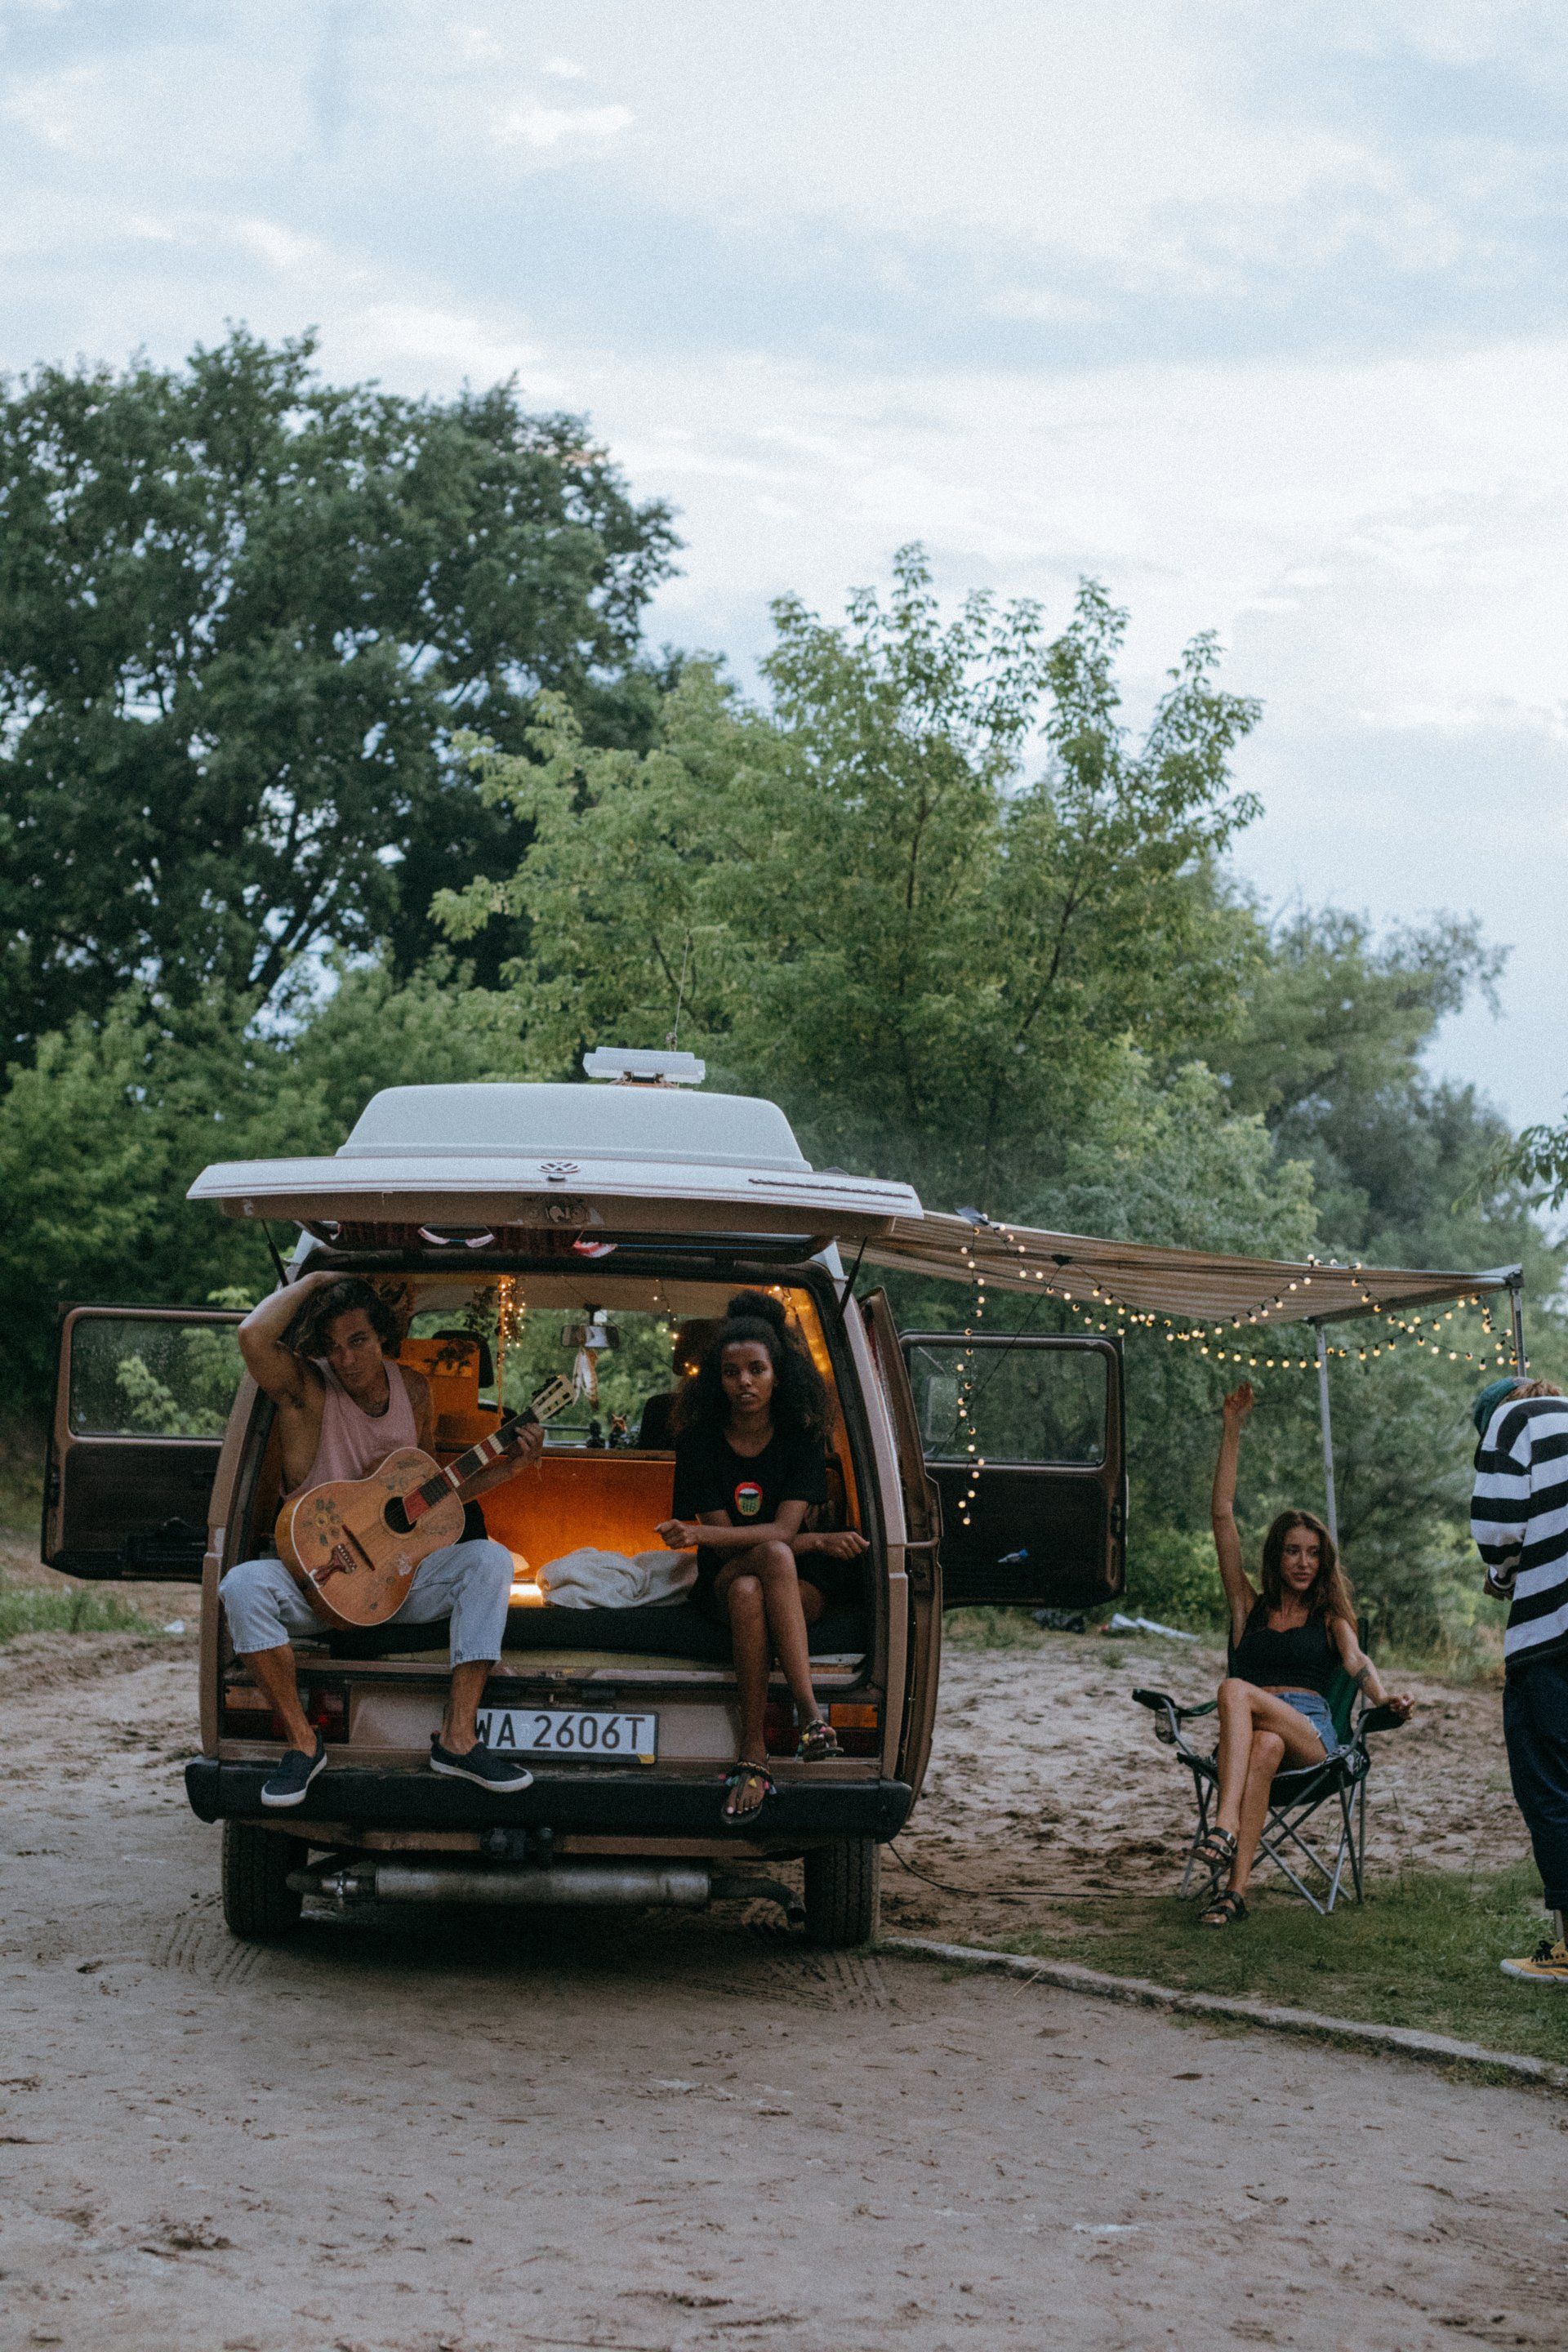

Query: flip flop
left=721, top=1761, right=777, bottom=1825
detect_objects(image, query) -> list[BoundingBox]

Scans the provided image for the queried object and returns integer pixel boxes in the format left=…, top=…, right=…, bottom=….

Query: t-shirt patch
left=670, top=1422, right=828, bottom=1530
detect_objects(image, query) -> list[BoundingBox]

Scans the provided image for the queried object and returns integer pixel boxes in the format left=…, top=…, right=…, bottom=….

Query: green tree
left=439, top=546, right=1263, bottom=1205
left=0, top=328, right=678, bottom=1062
left=0, top=962, right=527, bottom=1402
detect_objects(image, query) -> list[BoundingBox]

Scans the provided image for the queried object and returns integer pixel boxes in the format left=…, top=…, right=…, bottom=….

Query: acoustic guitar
left=276, top=1374, right=576, bottom=1630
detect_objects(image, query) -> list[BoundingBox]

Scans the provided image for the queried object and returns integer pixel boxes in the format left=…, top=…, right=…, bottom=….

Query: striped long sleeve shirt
left=1472, top=1392, right=1568, bottom=1665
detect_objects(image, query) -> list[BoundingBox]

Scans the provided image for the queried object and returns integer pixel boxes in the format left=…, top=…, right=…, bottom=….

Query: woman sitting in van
left=1196, top=1381, right=1413, bottom=1927
left=657, top=1291, right=869, bottom=1824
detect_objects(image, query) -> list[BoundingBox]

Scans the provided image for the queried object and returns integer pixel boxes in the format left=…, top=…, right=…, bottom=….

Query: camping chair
left=1131, top=1627, right=1404, bottom=1914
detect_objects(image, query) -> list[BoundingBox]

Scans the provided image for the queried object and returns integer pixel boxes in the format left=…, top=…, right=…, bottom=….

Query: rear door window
left=900, top=1334, right=1125, bottom=1608
left=45, top=1307, right=246, bottom=1581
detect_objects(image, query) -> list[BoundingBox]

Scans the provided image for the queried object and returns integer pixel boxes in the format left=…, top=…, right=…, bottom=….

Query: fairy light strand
left=944, top=1219, right=1511, bottom=1377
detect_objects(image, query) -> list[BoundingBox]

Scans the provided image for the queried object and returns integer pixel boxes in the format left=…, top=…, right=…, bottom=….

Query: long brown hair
left=1258, top=1508, right=1355, bottom=1624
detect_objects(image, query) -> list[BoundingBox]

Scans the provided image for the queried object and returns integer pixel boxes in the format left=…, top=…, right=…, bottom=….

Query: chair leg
left=1177, top=1768, right=1215, bottom=1900
left=1254, top=1815, right=1330, bottom=1913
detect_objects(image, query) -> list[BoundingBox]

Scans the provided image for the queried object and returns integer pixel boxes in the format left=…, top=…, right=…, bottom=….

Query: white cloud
left=231, top=217, right=335, bottom=275
left=493, top=98, right=634, bottom=150
left=2, top=60, right=100, bottom=153
left=541, top=56, right=586, bottom=79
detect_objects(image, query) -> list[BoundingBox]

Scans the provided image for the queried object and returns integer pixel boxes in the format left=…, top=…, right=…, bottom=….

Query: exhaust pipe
left=294, top=1860, right=714, bottom=1910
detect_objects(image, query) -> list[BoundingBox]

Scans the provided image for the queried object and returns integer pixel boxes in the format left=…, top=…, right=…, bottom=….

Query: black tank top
left=1230, top=1601, right=1339, bottom=1696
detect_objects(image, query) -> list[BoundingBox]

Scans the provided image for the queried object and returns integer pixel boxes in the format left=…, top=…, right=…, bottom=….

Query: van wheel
left=802, top=1838, right=880, bottom=1949
left=221, top=1820, right=304, bottom=1941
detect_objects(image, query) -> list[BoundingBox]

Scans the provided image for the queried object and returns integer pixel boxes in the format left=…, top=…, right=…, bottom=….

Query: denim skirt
left=1278, top=1688, right=1342, bottom=1756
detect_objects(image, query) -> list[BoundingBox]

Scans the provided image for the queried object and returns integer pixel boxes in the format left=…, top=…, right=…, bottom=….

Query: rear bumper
left=185, top=1758, right=914, bottom=1843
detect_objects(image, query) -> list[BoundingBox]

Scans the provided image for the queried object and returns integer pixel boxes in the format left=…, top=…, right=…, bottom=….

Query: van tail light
left=763, top=1699, right=880, bottom=1757
left=763, top=1699, right=795, bottom=1756
left=222, top=1681, right=349, bottom=1744
left=828, top=1701, right=881, bottom=1757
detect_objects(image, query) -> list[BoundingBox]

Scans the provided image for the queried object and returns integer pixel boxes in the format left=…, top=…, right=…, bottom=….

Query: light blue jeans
left=220, top=1539, right=514, bottom=1668
left=1278, top=1688, right=1343, bottom=1757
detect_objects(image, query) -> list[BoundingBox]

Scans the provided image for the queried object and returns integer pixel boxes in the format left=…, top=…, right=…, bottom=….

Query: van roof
left=341, top=1082, right=808, bottom=1173
left=187, top=1080, right=922, bottom=1242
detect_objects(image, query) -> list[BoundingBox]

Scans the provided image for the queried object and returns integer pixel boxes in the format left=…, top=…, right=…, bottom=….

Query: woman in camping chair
left=1196, top=1383, right=1414, bottom=1927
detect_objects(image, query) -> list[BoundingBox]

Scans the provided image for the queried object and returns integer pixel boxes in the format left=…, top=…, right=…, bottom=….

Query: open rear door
left=43, top=1307, right=246, bottom=1580
left=861, top=1290, right=942, bottom=1795
left=900, top=1332, right=1125, bottom=1609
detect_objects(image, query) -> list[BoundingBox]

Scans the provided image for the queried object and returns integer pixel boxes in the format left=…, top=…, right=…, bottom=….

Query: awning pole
left=1314, top=1323, right=1339, bottom=1548
left=1509, top=1276, right=1527, bottom=1375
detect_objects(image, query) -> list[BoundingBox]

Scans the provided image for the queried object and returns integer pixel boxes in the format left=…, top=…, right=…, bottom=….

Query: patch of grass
left=0, top=1571, right=158, bottom=1646
left=944, top=1606, right=1055, bottom=1651
left=0, top=1414, right=44, bottom=1539
left=991, top=1861, right=1568, bottom=2071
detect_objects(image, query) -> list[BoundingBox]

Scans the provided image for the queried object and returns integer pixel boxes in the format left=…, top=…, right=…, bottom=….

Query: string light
left=495, top=1274, right=523, bottom=1405
left=946, top=1218, right=1511, bottom=1378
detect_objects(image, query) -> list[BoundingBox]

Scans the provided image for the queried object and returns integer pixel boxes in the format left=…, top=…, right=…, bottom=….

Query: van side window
left=69, top=1316, right=244, bottom=1439
left=907, top=1341, right=1107, bottom=1467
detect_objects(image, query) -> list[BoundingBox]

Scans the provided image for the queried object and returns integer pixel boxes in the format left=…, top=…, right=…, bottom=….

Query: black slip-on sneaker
left=429, top=1735, right=534, bottom=1793
left=260, top=1736, right=327, bottom=1809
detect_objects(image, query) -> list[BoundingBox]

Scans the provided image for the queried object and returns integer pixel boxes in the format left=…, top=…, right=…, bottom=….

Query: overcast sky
left=3, top=0, right=1564, bottom=1125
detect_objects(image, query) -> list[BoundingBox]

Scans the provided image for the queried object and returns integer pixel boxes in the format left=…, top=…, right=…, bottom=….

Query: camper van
left=42, top=1060, right=1125, bottom=1949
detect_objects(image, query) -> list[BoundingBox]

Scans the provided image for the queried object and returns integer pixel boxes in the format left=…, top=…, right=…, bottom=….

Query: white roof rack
left=584, top=1046, right=706, bottom=1086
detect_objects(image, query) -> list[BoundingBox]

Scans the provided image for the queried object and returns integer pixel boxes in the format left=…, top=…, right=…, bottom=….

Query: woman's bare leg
left=1228, top=1728, right=1286, bottom=1897
left=720, top=1573, right=775, bottom=1821
left=750, top=1541, right=826, bottom=1724
left=1214, top=1679, right=1325, bottom=1838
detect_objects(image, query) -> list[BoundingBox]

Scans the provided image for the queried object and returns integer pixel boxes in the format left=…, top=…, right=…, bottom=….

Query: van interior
left=227, top=1272, right=874, bottom=1695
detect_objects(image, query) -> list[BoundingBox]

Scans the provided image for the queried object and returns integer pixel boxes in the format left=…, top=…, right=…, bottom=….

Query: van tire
left=222, top=1820, right=304, bottom=1940
left=802, top=1838, right=880, bottom=1949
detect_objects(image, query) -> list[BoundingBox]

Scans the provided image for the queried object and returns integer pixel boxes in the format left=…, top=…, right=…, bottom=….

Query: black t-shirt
left=671, top=1422, right=827, bottom=1531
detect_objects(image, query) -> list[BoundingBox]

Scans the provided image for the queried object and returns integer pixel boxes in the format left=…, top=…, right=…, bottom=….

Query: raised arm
left=1211, top=1383, right=1258, bottom=1646
left=237, top=1269, right=337, bottom=1411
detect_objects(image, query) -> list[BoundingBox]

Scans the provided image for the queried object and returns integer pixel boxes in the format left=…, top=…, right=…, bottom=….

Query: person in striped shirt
left=1471, top=1374, right=1568, bottom=1985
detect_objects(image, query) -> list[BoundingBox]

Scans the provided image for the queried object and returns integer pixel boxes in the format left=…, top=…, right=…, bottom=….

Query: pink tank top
left=285, top=1358, right=420, bottom=1502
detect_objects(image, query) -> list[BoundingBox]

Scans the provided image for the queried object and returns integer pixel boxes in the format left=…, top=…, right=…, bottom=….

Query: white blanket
left=535, top=1546, right=697, bottom=1610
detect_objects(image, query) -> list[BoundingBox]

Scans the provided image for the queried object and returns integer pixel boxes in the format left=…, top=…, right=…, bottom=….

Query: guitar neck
left=403, top=1413, right=537, bottom=1524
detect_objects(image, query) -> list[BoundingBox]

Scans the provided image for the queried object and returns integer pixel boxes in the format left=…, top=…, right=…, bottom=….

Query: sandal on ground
left=1199, top=1889, right=1250, bottom=1929
left=722, top=1761, right=777, bottom=1824
left=1192, top=1825, right=1237, bottom=1885
left=796, top=1717, right=842, bottom=1762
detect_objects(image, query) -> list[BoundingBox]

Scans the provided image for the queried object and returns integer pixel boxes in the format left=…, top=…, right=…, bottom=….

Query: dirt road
left=2, top=1633, right=1562, bottom=2352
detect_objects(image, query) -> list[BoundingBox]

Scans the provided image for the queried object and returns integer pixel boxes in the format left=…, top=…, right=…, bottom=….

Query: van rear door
left=43, top=1307, right=246, bottom=1580
left=899, top=1333, right=1125, bottom=1609
left=861, top=1290, right=942, bottom=1793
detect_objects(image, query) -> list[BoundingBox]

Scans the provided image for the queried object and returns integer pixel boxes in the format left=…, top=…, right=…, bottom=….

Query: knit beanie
left=1472, top=1375, right=1522, bottom=1436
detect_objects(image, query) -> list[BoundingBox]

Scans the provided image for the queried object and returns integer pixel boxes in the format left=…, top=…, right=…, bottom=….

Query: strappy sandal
left=1199, top=1889, right=1249, bottom=1929
left=795, top=1717, right=841, bottom=1762
left=721, top=1761, right=777, bottom=1824
left=1192, top=1825, right=1237, bottom=1887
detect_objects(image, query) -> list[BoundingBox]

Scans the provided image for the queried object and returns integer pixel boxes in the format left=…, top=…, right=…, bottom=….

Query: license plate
left=474, top=1706, right=658, bottom=1762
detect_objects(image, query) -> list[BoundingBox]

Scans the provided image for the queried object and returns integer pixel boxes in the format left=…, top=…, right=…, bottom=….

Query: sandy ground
left=2, top=1624, right=1562, bottom=2351
left=884, top=1629, right=1522, bottom=1945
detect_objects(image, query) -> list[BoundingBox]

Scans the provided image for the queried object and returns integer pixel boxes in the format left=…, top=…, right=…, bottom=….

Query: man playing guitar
left=220, top=1272, right=537, bottom=1809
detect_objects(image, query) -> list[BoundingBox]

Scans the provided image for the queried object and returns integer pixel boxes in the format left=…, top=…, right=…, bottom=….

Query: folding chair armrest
left=1359, top=1703, right=1405, bottom=1736
left=1133, top=1687, right=1218, bottom=1756
left=1132, top=1688, right=1217, bottom=1720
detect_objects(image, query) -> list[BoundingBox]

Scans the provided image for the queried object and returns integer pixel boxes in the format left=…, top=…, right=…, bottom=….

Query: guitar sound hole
left=384, top=1494, right=415, bottom=1537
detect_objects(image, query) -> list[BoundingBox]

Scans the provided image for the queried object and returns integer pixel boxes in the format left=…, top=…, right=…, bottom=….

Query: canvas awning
left=862, top=1210, right=1521, bottom=1331
left=864, top=1211, right=1524, bottom=1549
